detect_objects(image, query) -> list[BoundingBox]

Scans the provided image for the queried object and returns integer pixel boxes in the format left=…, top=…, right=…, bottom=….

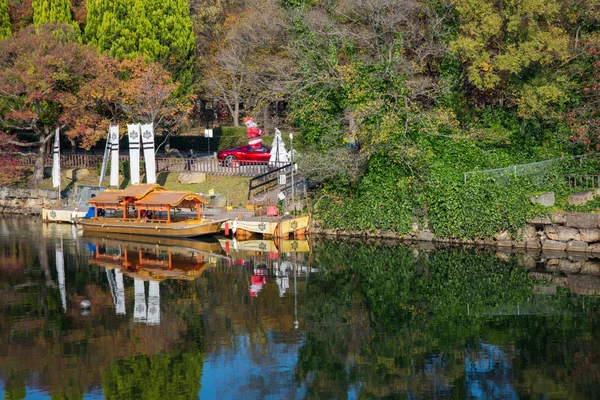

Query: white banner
left=55, top=240, right=66, bottom=312
left=109, top=125, right=120, bottom=187
left=115, top=269, right=126, bottom=315
left=147, top=281, right=160, bottom=325
left=127, top=124, right=141, bottom=184
left=134, top=279, right=147, bottom=323
left=52, top=128, right=60, bottom=188
left=140, top=123, right=156, bottom=184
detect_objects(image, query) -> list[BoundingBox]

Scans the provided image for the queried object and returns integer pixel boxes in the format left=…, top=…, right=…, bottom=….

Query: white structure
left=127, top=124, right=141, bottom=184
left=109, top=125, right=120, bottom=187
left=269, top=128, right=290, bottom=166
left=140, top=123, right=156, bottom=184
left=134, top=279, right=147, bottom=323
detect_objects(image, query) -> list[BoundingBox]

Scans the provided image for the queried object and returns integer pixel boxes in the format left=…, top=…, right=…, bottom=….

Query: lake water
left=0, top=217, right=599, bottom=399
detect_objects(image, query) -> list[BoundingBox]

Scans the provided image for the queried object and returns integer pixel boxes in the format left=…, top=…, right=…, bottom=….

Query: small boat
left=225, top=215, right=310, bottom=239
left=42, top=185, right=106, bottom=224
left=77, top=184, right=228, bottom=238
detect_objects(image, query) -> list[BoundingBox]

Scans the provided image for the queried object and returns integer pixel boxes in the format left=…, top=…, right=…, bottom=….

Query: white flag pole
left=127, top=124, right=141, bottom=184
left=109, top=125, right=120, bottom=187
left=99, top=126, right=111, bottom=185
left=141, top=123, right=156, bottom=184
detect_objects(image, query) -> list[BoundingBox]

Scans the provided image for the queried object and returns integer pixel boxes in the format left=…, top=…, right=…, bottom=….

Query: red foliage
left=0, top=131, right=24, bottom=185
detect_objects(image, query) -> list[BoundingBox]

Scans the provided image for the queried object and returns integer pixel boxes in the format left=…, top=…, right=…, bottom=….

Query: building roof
left=120, top=184, right=166, bottom=200
left=134, top=191, right=210, bottom=207
left=87, top=190, right=124, bottom=205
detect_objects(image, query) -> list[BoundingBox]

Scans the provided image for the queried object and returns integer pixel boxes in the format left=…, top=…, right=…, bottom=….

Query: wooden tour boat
left=77, top=184, right=228, bottom=238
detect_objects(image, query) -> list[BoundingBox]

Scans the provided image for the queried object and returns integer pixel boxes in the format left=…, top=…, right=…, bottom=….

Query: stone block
left=542, top=240, right=567, bottom=252
left=495, top=230, right=510, bottom=241
left=587, top=243, right=600, bottom=254
left=178, top=172, right=206, bottom=185
left=551, top=212, right=566, bottom=224
left=580, top=261, right=600, bottom=275
left=523, top=225, right=537, bottom=240
left=72, top=169, right=90, bottom=181
left=579, top=229, right=600, bottom=243
left=528, top=216, right=552, bottom=225
left=568, top=190, right=595, bottom=206
left=567, top=241, right=589, bottom=253
left=567, top=275, right=600, bottom=296
left=546, top=226, right=580, bottom=241
left=206, top=194, right=226, bottom=208
left=526, top=239, right=541, bottom=249
left=530, top=192, right=555, bottom=207
left=496, top=240, right=513, bottom=248
left=566, top=213, right=599, bottom=229
left=559, top=259, right=581, bottom=273
left=533, top=285, right=557, bottom=295
left=418, top=231, right=434, bottom=242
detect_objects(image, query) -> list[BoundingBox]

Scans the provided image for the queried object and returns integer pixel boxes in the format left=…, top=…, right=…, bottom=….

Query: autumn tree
left=449, top=0, right=600, bottom=120
left=84, top=0, right=196, bottom=94
left=205, top=0, right=293, bottom=127
left=0, top=24, right=113, bottom=184
left=117, top=56, right=194, bottom=134
left=0, top=0, right=10, bottom=38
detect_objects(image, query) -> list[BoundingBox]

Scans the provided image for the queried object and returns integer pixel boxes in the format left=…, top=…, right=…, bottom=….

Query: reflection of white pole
left=147, top=281, right=160, bottom=325
left=134, top=279, right=147, bottom=323
left=56, top=239, right=66, bottom=312
left=115, top=269, right=126, bottom=315
left=293, top=253, right=298, bottom=329
left=52, top=128, right=61, bottom=189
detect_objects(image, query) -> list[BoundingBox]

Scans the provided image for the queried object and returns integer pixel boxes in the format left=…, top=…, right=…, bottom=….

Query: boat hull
left=42, top=208, right=86, bottom=224
left=78, top=218, right=227, bottom=238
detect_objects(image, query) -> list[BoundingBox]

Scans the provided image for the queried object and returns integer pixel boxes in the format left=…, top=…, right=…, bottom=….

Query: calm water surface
left=1, top=217, right=599, bottom=399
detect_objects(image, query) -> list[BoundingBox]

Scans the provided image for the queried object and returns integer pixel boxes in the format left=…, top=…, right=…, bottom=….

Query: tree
left=0, top=0, right=10, bottom=38
left=117, top=56, right=194, bottom=133
left=449, top=0, right=600, bottom=119
left=32, top=0, right=79, bottom=34
left=205, top=0, right=293, bottom=126
left=84, top=0, right=196, bottom=94
left=0, top=24, right=113, bottom=184
left=0, top=131, right=24, bottom=185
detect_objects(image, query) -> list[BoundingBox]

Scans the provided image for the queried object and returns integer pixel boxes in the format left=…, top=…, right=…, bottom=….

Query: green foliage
left=32, top=0, right=80, bottom=35
left=101, top=349, right=203, bottom=400
left=0, top=0, right=10, bottom=39
left=212, top=126, right=250, bottom=150
left=84, top=0, right=195, bottom=94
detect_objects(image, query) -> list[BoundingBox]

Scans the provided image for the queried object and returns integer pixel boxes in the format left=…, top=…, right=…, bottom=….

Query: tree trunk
left=30, top=129, right=48, bottom=186
left=232, top=100, right=239, bottom=127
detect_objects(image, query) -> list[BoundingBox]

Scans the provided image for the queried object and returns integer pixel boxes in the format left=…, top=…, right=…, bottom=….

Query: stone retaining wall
left=0, top=187, right=60, bottom=215
left=312, top=211, right=600, bottom=254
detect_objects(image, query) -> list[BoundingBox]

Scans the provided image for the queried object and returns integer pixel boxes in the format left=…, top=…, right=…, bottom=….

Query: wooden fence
left=17, top=154, right=288, bottom=177
left=565, top=174, right=600, bottom=190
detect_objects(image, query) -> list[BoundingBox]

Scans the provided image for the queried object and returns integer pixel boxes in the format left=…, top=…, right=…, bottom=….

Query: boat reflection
left=84, top=233, right=229, bottom=325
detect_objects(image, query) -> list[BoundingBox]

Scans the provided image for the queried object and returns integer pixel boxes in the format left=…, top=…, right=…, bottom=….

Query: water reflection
left=0, top=217, right=599, bottom=399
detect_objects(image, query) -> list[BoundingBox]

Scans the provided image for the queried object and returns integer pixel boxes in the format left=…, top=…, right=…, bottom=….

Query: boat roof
left=88, top=190, right=124, bottom=205
left=120, top=184, right=166, bottom=200
left=134, top=191, right=210, bottom=207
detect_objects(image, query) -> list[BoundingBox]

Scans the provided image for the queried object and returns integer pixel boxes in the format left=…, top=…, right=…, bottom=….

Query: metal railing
left=17, top=154, right=290, bottom=177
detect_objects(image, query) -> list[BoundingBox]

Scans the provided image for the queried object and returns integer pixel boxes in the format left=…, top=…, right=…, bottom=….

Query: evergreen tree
left=32, top=0, right=80, bottom=34
left=0, top=0, right=10, bottom=39
left=85, top=0, right=195, bottom=94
